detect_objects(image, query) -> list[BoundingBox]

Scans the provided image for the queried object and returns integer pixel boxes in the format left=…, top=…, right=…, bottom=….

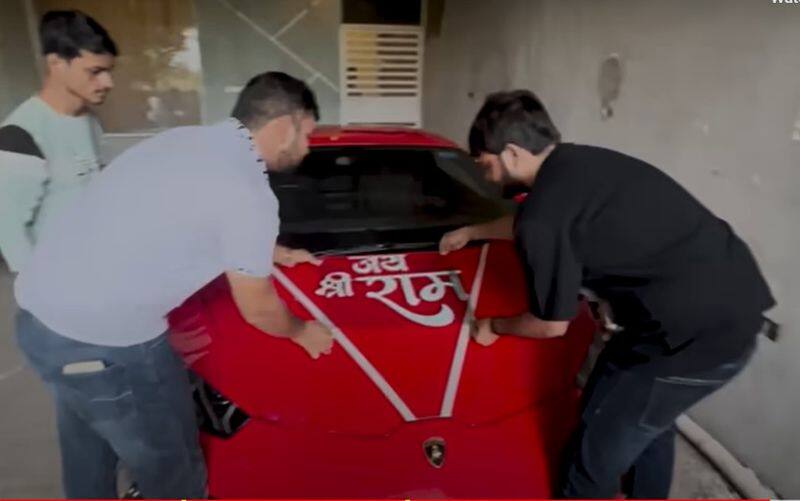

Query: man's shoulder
left=137, top=124, right=220, bottom=153
left=113, top=125, right=219, bottom=167
left=564, top=143, right=658, bottom=172
left=0, top=124, right=44, bottom=158
left=108, top=124, right=240, bottom=193
left=2, top=98, right=41, bottom=143
left=2, top=97, right=83, bottom=156
left=544, top=143, right=667, bottom=195
left=526, top=145, right=591, bottom=205
left=2, top=97, right=44, bottom=129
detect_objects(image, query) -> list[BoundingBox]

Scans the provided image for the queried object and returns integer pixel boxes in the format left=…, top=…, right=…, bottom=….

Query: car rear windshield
left=269, top=147, right=511, bottom=253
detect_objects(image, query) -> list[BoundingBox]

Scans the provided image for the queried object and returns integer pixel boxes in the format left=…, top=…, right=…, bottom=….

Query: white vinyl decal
left=440, top=245, right=489, bottom=417
left=275, top=245, right=489, bottom=421
left=273, top=268, right=417, bottom=421
left=315, top=254, right=469, bottom=327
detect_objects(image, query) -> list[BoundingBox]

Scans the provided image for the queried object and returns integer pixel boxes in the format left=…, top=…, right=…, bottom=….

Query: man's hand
left=439, top=215, right=515, bottom=255
left=292, top=321, right=335, bottom=359
left=439, top=226, right=475, bottom=255
left=471, top=318, right=500, bottom=347
left=274, top=245, right=322, bottom=267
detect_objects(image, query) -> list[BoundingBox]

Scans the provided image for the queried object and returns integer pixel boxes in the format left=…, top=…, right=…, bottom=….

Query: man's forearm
left=491, top=313, right=569, bottom=339
left=226, top=271, right=306, bottom=338
left=243, top=304, right=304, bottom=339
left=273, top=244, right=289, bottom=264
left=470, top=214, right=514, bottom=241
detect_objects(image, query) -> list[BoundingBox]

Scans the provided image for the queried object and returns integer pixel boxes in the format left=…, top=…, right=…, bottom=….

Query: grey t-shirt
left=0, top=97, right=103, bottom=271
left=15, top=119, right=279, bottom=346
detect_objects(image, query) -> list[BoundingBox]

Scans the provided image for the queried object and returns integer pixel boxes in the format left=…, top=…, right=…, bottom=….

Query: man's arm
left=0, top=125, right=47, bottom=272
left=440, top=214, right=515, bottom=255
left=216, top=178, right=330, bottom=357
left=491, top=313, right=569, bottom=339
left=470, top=314, right=569, bottom=347
left=226, top=271, right=333, bottom=359
left=471, top=214, right=515, bottom=240
left=226, top=271, right=303, bottom=337
left=273, top=244, right=321, bottom=267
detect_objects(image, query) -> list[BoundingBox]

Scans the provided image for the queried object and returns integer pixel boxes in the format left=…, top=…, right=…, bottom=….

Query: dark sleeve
left=514, top=216, right=583, bottom=321
left=0, top=125, right=44, bottom=158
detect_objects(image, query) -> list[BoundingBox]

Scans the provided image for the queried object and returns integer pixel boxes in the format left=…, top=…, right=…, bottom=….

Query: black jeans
left=559, top=342, right=755, bottom=499
left=15, top=309, right=207, bottom=499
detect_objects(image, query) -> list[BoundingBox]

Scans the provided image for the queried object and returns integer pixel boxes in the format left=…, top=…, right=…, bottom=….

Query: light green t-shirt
left=0, top=96, right=103, bottom=271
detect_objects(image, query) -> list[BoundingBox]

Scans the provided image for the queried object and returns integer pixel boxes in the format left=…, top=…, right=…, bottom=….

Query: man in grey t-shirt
left=0, top=10, right=115, bottom=273
left=14, top=72, right=333, bottom=498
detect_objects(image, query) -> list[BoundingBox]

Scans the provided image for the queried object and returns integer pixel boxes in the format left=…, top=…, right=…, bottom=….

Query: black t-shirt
left=515, top=143, right=775, bottom=373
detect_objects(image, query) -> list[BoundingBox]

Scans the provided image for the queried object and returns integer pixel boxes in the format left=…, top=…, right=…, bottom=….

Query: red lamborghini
left=168, top=127, right=596, bottom=498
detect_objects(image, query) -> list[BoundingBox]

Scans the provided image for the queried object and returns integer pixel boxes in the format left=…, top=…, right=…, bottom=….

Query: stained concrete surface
left=422, top=1, right=797, bottom=493
left=672, top=436, right=740, bottom=499
left=0, top=264, right=741, bottom=499
left=0, top=265, right=60, bottom=498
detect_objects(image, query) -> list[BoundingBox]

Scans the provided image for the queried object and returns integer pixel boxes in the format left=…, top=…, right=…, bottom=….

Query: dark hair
left=231, top=72, right=320, bottom=129
left=468, top=90, right=561, bottom=156
left=40, top=10, right=117, bottom=60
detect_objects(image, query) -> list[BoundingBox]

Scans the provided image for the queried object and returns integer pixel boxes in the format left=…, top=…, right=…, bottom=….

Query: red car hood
left=169, top=241, right=594, bottom=437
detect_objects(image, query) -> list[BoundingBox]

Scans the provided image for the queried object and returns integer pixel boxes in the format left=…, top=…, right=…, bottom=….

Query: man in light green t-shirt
left=0, top=10, right=116, bottom=272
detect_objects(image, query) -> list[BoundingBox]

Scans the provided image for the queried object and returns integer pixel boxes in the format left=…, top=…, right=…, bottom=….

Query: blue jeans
left=559, top=342, right=755, bottom=499
left=15, top=309, right=207, bottom=499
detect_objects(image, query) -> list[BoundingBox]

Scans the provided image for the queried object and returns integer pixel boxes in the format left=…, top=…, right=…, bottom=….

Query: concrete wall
left=424, top=0, right=799, bottom=496
left=0, top=0, right=342, bottom=158
left=102, top=0, right=342, bottom=158
left=195, top=0, right=341, bottom=124
left=0, top=0, right=39, bottom=119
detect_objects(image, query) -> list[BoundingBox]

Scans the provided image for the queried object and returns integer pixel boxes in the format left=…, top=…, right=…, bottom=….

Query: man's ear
left=505, top=143, right=527, bottom=157
left=501, top=143, right=528, bottom=174
left=45, top=54, right=65, bottom=71
left=499, top=146, right=516, bottom=173
left=273, top=115, right=297, bottom=149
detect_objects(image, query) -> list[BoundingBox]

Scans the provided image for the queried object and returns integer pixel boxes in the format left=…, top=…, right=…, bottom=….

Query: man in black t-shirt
left=439, top=90, right=775, bottom=498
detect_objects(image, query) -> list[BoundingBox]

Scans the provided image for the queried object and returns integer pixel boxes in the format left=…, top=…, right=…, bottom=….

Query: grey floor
left=0, top=265, right=739, bottom=499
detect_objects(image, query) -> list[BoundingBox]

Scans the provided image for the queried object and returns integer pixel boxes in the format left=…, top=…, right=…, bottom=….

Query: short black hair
left=231, top=72, right=320, bottom=129
left=40, top=10, right=117, bottom=60
left=468, top=90, right=561, bottom=156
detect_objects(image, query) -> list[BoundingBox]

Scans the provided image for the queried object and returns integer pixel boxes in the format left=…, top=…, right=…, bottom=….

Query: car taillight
left=193, top=381, right=249, bottom=438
